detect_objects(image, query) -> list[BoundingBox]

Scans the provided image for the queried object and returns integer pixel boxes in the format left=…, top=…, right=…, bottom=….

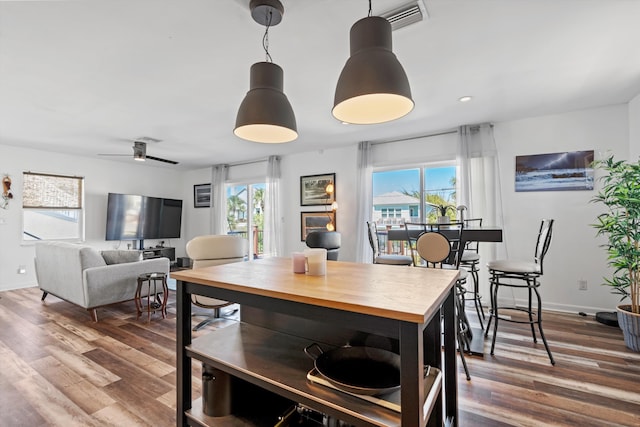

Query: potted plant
left=426, top=202, right=456, bottom=224
left=591, top=155, right=640, bottom=351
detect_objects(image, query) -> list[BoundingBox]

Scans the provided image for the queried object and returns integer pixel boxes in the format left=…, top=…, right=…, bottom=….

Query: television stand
left=142, top=246, right=175, bottom=262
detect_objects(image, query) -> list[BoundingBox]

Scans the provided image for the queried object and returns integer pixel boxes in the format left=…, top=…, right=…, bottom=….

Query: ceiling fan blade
left=97, top=153, right=130, bottom=157
left=146, top=155, right=179, bottom=165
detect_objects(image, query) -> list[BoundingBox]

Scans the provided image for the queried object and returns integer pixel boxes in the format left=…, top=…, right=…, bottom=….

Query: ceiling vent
left=380, top=1, right=427, bottom=31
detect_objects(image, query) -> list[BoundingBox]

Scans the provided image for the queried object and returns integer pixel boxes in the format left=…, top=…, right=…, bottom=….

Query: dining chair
left=185, top=234, right=249, bottom=331
left=485, top=219, right=555, bottom=365
left=366, top=221, right=413, bottom=266
left=405, top=222, right=429, bottom=266
left=415, top=231, right=471, bottom=380
left=460, top=218, right=485, bottom=329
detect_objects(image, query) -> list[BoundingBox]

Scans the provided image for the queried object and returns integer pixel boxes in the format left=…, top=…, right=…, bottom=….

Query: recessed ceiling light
left=458, top=96, right=473, bottom=103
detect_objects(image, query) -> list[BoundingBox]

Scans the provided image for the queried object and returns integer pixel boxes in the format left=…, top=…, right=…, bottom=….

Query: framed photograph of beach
left=300, top=173, right=335, bottom=206
left=193, top=183, right=211, bottom=208
left=301, top=211, right=335, bottom=241
left=515, top=150, right=594, bottom=192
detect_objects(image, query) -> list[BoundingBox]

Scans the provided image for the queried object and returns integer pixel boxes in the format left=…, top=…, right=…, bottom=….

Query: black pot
left=304, top=343, right=400, bottom=396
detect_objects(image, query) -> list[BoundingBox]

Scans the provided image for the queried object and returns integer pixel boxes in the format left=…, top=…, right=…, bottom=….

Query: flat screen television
left=106, top=193, right=183, bottom=244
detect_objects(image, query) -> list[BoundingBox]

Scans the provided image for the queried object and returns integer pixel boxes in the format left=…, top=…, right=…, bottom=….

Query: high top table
left=388, top=225, right=504, bottom=356
left=173, top=257, right=460, bottom=427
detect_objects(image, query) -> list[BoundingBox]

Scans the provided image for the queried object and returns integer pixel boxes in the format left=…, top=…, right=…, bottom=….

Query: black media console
left=142, top=246, right=176, bottom=262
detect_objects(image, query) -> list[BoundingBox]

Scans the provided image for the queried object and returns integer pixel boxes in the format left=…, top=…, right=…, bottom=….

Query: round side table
left=135, top=272, right=168, bottom=322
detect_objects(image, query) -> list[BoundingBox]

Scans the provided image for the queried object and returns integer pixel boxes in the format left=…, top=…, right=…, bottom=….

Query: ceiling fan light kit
left=133, top=141, right=146, bottom=161
left=332, top=14, right=414, bottom=125
left=234, top=0, right=298, bottom=144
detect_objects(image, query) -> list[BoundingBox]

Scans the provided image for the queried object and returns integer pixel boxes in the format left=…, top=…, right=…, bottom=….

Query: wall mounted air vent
left=380, top=1, right=428, bottom=31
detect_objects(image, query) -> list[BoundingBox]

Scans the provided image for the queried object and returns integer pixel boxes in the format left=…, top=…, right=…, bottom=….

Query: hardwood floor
left=1, top=287, right=639, bottom=426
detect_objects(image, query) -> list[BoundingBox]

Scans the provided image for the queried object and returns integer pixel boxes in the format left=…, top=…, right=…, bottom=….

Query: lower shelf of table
left=185, top=322, right=441, bottom=427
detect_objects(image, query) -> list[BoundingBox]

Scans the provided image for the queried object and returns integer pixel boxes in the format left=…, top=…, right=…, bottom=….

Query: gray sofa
left=34, top=241, right=170, bottom=321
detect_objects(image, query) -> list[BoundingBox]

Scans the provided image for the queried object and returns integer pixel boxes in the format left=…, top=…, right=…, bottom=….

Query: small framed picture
left=194, top=183, right=211, bottom=208
left=301, top=211, right=336, bottom=241
left=300, top=173, right=335, bottom=206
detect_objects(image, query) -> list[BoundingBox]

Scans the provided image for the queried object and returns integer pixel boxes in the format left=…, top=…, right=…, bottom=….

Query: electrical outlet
left=17, top=265, right=27, bottom=274
left=578, top=279, right=588, bottom=290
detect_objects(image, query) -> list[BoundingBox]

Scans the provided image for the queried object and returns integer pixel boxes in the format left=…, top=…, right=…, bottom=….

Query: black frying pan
left=304, top=343, right=400, bottom=396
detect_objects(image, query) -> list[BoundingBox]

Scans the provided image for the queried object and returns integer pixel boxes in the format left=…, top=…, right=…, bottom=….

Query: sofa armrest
left=82, top=258, right=170, bottom=308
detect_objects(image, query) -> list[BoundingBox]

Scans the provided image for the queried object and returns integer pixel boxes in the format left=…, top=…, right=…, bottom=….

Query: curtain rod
left=222, top=157, right=268, bottom=168
left=370, top=129, right=458, bottom=146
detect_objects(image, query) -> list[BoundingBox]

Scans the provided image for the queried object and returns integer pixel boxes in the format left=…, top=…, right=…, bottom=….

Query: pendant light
left=234, top=0, right=297, bottom=143
left=333, top=0, right=414, bottom=125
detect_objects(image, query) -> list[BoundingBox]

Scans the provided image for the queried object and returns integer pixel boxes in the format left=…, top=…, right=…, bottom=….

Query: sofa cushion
left=101, top=250, right=143, bottom=265
left=79, top=247, right=107, bottom=269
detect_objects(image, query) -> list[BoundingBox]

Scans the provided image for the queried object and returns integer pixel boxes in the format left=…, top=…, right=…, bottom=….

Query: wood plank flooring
left=1, top=287, right=639, bottom=426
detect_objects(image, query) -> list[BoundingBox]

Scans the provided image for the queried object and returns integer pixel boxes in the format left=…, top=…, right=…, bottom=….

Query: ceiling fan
left=98, top=137, right=179, bottom=165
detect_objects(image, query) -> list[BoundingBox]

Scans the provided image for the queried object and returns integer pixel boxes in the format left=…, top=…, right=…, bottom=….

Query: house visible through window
left=22, top=172, right=84, bottom=241
left=372, top=164, right=456, bottom=226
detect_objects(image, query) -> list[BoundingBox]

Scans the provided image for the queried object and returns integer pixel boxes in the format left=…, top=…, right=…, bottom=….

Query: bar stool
left=135, top=272, right=168, bottom=322
left=460, top=218, right=485, bottom=330
left=485, top=219, right=555, bottom=365
left=415, top=231, right=471, bottom=380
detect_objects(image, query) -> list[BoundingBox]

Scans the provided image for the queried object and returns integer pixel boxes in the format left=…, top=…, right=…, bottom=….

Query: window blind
left=22, top=172, right=83, bottom=209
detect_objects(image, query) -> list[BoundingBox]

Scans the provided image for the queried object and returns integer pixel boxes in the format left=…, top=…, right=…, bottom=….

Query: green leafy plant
left=591, top=155, right=640, bottom=314
left=426, top=202, right=456, bottom=217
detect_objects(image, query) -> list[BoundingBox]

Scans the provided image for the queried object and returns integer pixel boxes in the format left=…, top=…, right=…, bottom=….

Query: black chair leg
left=489, top=276, right=499, bottom=355
left=527, top=282, right=538, bottom=343
left=470, top=267, right=485, bottom=330
left=534, top=287, right=555, bottom=365
left=41, top=291, right=48, bottom=301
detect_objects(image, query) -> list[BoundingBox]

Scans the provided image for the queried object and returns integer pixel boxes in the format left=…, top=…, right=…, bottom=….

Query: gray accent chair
left=35, top=241, right=169, bottom=321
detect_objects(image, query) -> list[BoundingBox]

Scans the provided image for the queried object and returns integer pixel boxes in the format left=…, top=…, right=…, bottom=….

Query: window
left=22, top=172, right=84, bottom=241
left=226, top=182, right=265, bottom=259
left=372, top=164, right=456, bottom=225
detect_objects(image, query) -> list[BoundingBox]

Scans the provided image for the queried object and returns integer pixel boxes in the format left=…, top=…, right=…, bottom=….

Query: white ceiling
left=1, top=0, right=639, bottom=170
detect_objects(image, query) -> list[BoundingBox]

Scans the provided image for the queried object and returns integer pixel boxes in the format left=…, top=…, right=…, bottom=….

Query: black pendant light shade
left=234, top=61, right=297, bottom=143
left=235, top=0, right=297, bottom=143
left=333, top=16, right=414, bottom=124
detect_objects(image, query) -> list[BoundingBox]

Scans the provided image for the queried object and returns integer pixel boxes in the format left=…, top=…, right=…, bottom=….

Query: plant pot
left=437, top=216, right=450, bottom=224
left=617, top=304, right=640, bottom=352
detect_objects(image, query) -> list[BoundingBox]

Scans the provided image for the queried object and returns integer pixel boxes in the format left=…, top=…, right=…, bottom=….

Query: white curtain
left=264, top=155, right=283, bottom=257
left=456, top=124, right=507, bottom=296
left=355, top=141, right=373, bottom=263
left=210, top=164, right=228, bottom=235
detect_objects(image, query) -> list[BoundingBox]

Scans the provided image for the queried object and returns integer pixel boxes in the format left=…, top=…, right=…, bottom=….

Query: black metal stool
left=485, top=219, right=555, bottom=365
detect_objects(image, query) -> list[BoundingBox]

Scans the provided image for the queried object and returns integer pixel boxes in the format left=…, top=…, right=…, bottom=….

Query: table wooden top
left=172, top=257, right=458, bottom=324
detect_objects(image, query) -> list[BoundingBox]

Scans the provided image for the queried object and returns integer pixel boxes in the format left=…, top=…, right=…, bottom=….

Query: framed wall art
left=300, top=173, right=335, bottom=206
left=193, top=183, right=211, bottom=208
left=515, top=150, right=594, bottom=192
left=301, top=211, right=335, bottom=241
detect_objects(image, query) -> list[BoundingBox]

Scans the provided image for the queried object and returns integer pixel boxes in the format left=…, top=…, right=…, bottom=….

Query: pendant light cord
left=368, top=0, right=372, bottom=17
left=262, top=10, right=273, bottom=63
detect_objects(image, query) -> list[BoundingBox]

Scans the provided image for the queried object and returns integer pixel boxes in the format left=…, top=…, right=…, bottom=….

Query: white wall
left=2, top=103, right=635, bottom=313
left=629, top=93, right=640, bottom=160
left=0, top=144, right=188, bottom=291
left=280, top=146, right=359, bottom=260
left=493, top=104, right=629, bottom=313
